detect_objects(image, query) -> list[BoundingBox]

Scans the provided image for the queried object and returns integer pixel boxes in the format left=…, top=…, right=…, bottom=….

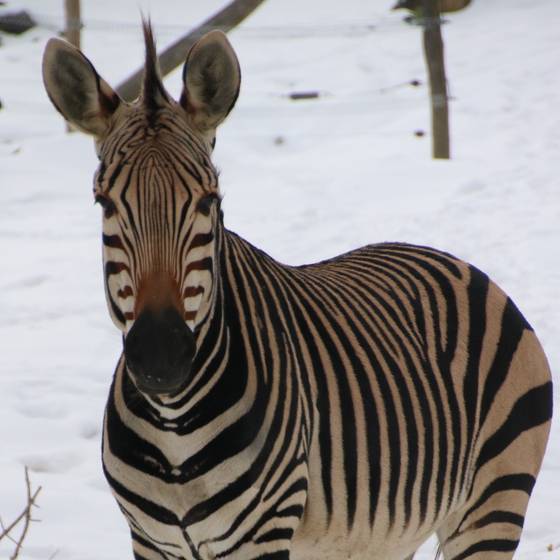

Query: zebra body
left=43, top=22, right=552, bottom=560
left=103, top=235, right=551, bottom=560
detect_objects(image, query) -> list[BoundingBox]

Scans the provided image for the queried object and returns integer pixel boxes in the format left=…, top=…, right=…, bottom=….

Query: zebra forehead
left=113, top=105, right=208, bottom=154
left=114, top=163, right=216, bottom=206
left=98, top=107, right=219, bottom=195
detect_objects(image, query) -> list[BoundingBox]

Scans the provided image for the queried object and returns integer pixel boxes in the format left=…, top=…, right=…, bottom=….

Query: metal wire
left=29, top=12, right=380, bottom=38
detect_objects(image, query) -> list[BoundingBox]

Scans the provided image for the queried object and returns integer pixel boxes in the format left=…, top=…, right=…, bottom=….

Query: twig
left=0, top=517, right=19, bottom=545
left=0, top=467, right=42, bottom=560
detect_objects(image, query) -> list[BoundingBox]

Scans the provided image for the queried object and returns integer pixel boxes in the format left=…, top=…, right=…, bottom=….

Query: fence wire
left=26, top=12, right=389, bottom=39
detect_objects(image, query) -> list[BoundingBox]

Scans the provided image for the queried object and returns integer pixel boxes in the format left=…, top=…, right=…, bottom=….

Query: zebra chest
left=103, top=424, right=265, bottom=559
left=103, top=390, right=270, bottom=546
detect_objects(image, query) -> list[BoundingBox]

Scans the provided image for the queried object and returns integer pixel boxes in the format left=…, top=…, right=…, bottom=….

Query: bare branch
left=0, top=468, right=42, bottom=560
left=0, top=517, right=19, bottom=545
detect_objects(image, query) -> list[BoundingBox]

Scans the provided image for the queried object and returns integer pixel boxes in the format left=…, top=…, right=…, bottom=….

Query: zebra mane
left=141, top=19, right=169, bottom=112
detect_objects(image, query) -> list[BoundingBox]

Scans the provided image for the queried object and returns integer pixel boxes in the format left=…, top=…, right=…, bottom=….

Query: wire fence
left=20, top=10, right=403, bottom=39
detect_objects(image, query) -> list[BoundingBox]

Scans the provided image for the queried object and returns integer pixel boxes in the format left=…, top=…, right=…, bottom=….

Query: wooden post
left=422, top=0, right=450, bottom=159
left=64, top=0, right=81, bottom=49
left=63, top=0, right=81, bottom=131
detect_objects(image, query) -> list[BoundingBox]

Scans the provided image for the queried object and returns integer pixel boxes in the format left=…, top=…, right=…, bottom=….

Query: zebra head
left=42, top=23, right=241, bottom=395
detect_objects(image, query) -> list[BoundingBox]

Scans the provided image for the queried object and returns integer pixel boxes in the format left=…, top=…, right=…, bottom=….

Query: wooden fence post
left=64, top=0, right=81, bottom=132
left=422, top=0, right=450, bottom=159
left=64, top=0, right=81, bottom=49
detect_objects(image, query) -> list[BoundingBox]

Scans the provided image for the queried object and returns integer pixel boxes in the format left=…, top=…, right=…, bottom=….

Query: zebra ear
left=42, top=38, right=120, bottom=137
left=180, top=31, right=240, bottom=135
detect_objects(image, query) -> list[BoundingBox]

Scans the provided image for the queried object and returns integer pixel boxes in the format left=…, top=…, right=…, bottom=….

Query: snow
left=0, top=0, right=558, bottom=558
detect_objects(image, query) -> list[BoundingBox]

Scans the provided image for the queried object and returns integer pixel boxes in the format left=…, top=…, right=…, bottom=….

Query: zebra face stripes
left=94, top=109, right=222, bottom=335
left=43, top=22, right=552, bottom=560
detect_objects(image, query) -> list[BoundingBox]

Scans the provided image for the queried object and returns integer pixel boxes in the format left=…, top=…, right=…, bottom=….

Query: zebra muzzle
left=124, top=306, right=196, bottom=396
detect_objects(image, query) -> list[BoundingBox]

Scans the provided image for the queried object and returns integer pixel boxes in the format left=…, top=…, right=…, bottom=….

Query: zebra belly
left=290, top=460, right=445, bottom=560
left=291, top=516, right=435, bottom=560
left=289, top=415, right=447, bottom=560
left=291, top=541, right=422, bottom=560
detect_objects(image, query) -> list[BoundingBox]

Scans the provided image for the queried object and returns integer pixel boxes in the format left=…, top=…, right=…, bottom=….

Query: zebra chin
left=123, top=306, right=196, bottom=396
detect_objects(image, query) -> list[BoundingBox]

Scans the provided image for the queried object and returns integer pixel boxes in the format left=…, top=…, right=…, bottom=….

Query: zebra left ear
left=42, top=38, right=120, bottom=137
left=180, top=31, right=240, bottom=136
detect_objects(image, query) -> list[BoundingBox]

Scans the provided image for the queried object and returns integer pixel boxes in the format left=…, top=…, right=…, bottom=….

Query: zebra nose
left=124, top=306, right=196, bottom=395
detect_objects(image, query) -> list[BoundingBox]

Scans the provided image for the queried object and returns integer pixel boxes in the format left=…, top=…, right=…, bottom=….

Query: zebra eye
left=95, top=193, right=116, bottom=218
left=196, top=193, right=220, bottom=216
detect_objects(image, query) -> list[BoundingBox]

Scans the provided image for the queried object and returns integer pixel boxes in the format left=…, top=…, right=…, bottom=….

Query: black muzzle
left=124, top=306, right=196, bottom=396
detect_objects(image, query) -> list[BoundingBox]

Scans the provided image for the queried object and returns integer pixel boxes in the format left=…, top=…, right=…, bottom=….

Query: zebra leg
left=435, top=462, right=543, bottom=559
left=130, top=530, right=168, bottom=560
left=436, top=328, right=551, bottom=559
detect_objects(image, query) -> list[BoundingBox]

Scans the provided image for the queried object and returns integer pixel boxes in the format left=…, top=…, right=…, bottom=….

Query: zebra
left=42, top=22, right=552, bottom=560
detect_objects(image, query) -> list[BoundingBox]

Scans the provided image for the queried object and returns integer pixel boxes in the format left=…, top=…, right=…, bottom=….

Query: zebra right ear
left=42, top=38, right=121, bottom=137
left=180, top=31, right=240, bottom=136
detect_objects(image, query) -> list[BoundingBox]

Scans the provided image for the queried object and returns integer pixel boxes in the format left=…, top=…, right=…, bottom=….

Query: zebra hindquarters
left=437, top=318, right=552, bottom=560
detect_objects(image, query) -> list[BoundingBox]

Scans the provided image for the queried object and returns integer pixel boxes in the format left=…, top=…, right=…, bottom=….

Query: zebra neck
left=107, top=226, right=308, bottom=497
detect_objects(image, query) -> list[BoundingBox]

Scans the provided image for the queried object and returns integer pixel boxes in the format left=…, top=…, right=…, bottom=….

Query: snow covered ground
left=0, top=0, right=558, bottom=558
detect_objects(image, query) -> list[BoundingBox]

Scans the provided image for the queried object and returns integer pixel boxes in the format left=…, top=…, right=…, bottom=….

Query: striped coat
left=103, top=234, right=552, bottom=560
